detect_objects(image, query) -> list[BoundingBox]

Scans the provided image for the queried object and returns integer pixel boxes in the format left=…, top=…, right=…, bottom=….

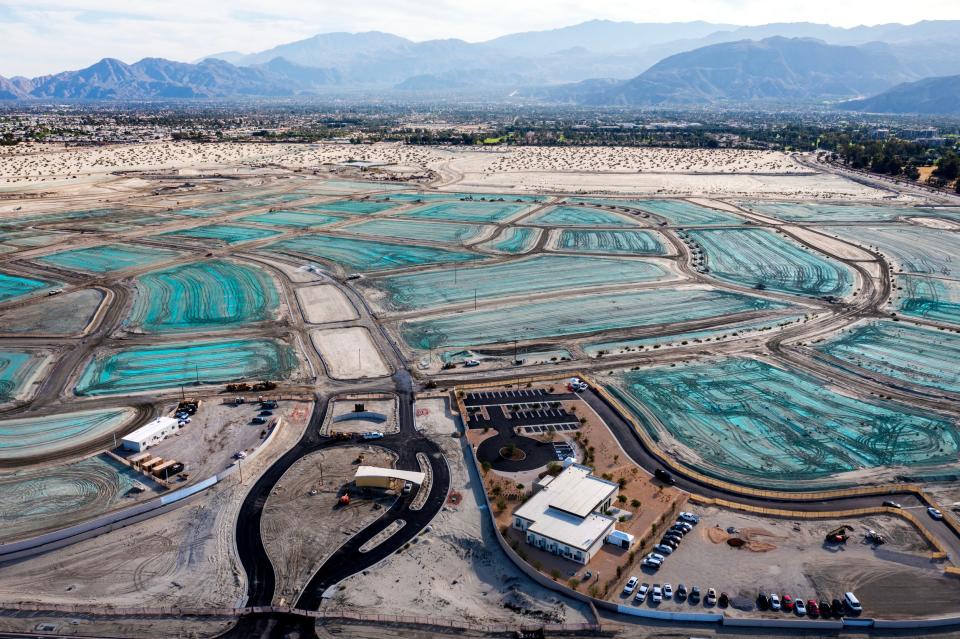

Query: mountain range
left=2, top=20, right=959, bottom=112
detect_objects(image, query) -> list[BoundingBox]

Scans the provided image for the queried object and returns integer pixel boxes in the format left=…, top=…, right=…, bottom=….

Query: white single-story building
left=512, top=463, right=619, bottom=564
left=354, top=465, right=426, bottom=490
left=121, top=417, right=180, bottom=452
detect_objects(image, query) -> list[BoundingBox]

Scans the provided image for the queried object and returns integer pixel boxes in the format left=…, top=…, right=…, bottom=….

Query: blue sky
left=1, top=0, right=958, bottom=76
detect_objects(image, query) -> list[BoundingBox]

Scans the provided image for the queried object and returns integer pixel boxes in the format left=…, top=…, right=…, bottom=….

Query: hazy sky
left=1, top=0, right=958, bottom=76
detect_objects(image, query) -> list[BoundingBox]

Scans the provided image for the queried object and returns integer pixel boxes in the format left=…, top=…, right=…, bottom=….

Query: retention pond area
left=0, top=407, right=135, bottom=463
left=35, top=243, right=183, bottom=275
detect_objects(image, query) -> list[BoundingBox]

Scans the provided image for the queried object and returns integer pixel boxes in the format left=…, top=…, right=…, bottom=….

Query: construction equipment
left=825, top=525, right=854, bottom=544
left=226, top=383, right=251, bottom=392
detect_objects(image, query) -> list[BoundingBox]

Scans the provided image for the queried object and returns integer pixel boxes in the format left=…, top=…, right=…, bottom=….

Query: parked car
left=635, top=583, right=649, bottom=602
left=831, top=599, right=844, bottom=617
left=642, top=556, right=662, bottom=569
left=464, top=359, right=481, bottom=367
left=623, top=576, right=638, bottom=595
left=718, top=592, right=729, bottom=608
left=652, top=585, right=662, bottom=603
left=663, top=583, right=673, bottom=599
left=882, top=500, right=902, bottom=509
left=659, top=537, right=678, bottom=549
left=674, top=521, right=693, bottom=534
left=757, top=593, right=769, bottom=610
left=361, top=431, right=384, bottom=440
left=928, top=507, right=944, bottom=520
left=770, top=593, right=781, bottom=611
left=782, top=594, right=794, bottom=611
left=676, top=584, right=687, bottom=600
left=794, top=599, right=806, bottom=616
left=807, top=600, right=819, bottom=617
left=819, top=600, right=831, bottom=617
left=705, top=588, right=717, bottom=606
left=844, top=592, right=863, bottom=615
left=664, top=532, right=684, bottom=544
left=678, top=511, right=700, bottom=524
left=655, top=544, right=674, bottom=555
left=689, top=586, right=701, bottom=603
left=649, top=552, right=665, bottom=562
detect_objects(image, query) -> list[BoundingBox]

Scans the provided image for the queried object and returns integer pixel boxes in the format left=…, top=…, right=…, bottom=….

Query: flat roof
left=122, top=416, right=179, bottom=443
left=528, top=508, right=615, bottom=552
left=355, top=465, right=426, bottom=485
left=514, top=463, right=619, bottom=550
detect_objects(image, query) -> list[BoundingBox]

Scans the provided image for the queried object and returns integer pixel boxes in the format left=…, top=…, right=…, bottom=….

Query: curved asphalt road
left=225, top=373, right=450, bottom=638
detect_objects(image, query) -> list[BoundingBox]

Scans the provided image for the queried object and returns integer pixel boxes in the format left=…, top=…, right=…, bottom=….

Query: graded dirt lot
left=296, top=284, right=360, bottom=324
left=333, top=397, right=593, bottom=626
left=611, top=504, right=958, bottom=619
left=311, top=326, right=391, bottom=379
left=262, top=445, right=397, bottom=605
left=0, top=401, right=313, bottom=609
left=322, top=396, right=398, bottom=435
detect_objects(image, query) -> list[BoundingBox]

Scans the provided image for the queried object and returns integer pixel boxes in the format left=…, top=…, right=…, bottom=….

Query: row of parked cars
left=641, top=511, right=699, bottom=570
left=758, top=591, right=862, bottom=617
left=626, top=579, right=720, bottom=607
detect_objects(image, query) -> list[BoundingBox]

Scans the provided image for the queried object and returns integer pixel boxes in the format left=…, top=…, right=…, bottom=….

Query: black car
left=659, top=538, right=678, bottom=549
left=669, top=525, right=688, bottom=535
left=819, top=601, right=832, bottom=617
left=654, top=468, right=676, bottom=485
left=676, top=584, right=687, bottom=600
left=689, top=586, right=701, bottom=602
left=664, top=532, right=683, bottom=544
left=718, top=592, right=729, bottom=608
left=831, top=599, right=844, bottom=617
left=757, top=593, right=769, bottom=610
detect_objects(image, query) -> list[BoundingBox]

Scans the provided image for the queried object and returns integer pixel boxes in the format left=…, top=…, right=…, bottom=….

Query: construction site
left=0, top=139, right=958, bottom=639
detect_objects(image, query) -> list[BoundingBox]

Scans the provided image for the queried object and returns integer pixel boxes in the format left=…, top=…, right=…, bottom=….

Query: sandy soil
left=782, top=226, right=876, bottom=261
left=0, top=400, right=313, bottom=609
left=297, top=285, right=360, bottom=324
left=311, top=327, right=391, bottom=379
left=611, top=504, right=957, bottom=618
left=262, top=445, right=397, bottom=605
left=322, top=396, right=398, bottom=435
left=0, top=614, right=234, bottom=639
left=333, top=397, right=593, bottom=626
left=909, top=216, right=960, bottom=230
left=133, top=400, right=309, bottom=485
left=0, top=142, right=298, bottom=189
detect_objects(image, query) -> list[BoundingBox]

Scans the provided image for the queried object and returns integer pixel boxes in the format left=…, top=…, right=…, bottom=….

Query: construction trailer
left=354, top=466, right=425, bottom=491
left=121, top=416, right=181, bottom=452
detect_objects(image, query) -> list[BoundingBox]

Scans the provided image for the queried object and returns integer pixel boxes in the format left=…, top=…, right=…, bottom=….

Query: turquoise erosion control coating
left=0, top=408, right=131, bottom=460
left=611, top=357, right=959, bottom=486
left=127, top=260, right=279, bottom=333
left=0, top=350, right=48, bottom=403
left=343, top=219, right=486, bottom=244
left=159, top=224, right=281, bottom=245
left=689, top=228, right=855, bottom=297
left=75, top=339, right=295, bottom=396
left=523, top=205, right=642, bottom=227
left=815, top=320, right=960, bottom=395
left=555, top=229, right=668, bottom=255
left=896, top=275, right=960, bottom=326
left=571, top=198, right=744, bottom=226
left=402, top=287, right=789, bottom=350
left=825, top=225, right=960, bottom=276
left=240, top=210, right=343, bottom=228
left=373, top=254, right=671, bottom=312
left=485, top=227, right=538, bottom=253
left=268, top=234, right=482, bottom=273
left=36, top=243, right=182, bottom=274
left=304, top=200, right=399, bottom=215
left=739, top=200, right=960, bottom=223
left=174, top=192, right=313, bottom=217
left=400, top=201, right=529, bottom=223
left=0, top=271, right=56, bottom=303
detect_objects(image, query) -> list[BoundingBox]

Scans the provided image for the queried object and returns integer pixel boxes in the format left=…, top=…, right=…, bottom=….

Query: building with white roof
left=512, top=463, right=618, bottom=564
left=354, top=465, right=426, bottom=490
left=121, top=416, right=181, bottom=452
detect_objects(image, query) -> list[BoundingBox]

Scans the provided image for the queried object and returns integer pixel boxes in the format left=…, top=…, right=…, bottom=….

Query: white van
left=844, top=592, right=862, bottom=614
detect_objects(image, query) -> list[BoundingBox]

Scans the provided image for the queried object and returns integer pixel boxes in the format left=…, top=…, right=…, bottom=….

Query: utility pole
left=474, top=288, right=478, bottom=311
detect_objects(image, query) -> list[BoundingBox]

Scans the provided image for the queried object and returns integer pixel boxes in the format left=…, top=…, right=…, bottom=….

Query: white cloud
left=0, top=0, right=957, bottom=76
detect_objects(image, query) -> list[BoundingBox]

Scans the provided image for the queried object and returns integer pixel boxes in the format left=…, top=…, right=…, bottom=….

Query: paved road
left=226, top=376, right=450, bottom=638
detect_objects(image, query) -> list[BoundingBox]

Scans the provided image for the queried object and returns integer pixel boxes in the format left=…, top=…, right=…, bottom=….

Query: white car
left=679, top=511, right=700, bottom=524
left=794, top=598, right=807, bottom=616
left=464, top=359, right=481, bottom=367
left=361, top=431, right=384, bottom=440
left=663, top=583, right=673, bottom=599
left=652, top=585, right=663, bottom=603
left=770, top=593, right=781, bottom=610
left=642, top=556, right=662, bottom=569
left=635, top=583, right=649, bottom=602
left=928, top=507, right=944, bottom=520
left=648, top=552, right=666, bottom=562
left=655, top=544, right=674, bottom=555
left=622, top=576, right=639, bottom=595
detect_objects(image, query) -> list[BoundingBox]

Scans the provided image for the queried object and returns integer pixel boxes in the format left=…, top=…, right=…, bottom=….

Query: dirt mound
left=708, top=526, right=729, bottom=544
